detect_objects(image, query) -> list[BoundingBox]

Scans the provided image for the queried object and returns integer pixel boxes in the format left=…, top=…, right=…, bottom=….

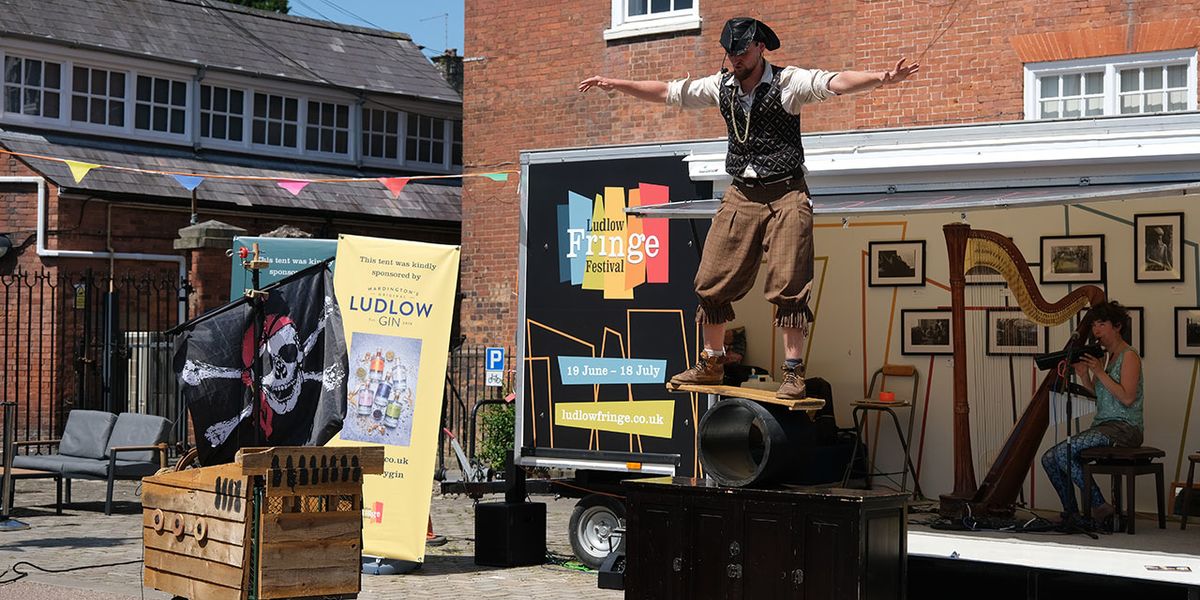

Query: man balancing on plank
left=579, top=17, right=919, bottom=399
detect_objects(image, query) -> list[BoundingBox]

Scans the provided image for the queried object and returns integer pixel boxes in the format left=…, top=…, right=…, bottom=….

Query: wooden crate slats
left=142, top=481, right=249, bottom=523
left=257, top=562, right=362, bottom=600
left=237, top=446, right=385, bottom=475
left=144, top=543, right=247, bottom=589
left=144, top=568, right=243, bottom=600
left=141, top=510, right=248, bottom=546
left=143, top=527, right=247, bottom=567
left=143, top=463, right=248, bottom=493
left=261, top=511, right=362, bottom=544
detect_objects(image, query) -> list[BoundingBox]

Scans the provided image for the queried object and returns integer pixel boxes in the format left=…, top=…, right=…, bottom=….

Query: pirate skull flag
left=174, top=262, right=348, bottom=465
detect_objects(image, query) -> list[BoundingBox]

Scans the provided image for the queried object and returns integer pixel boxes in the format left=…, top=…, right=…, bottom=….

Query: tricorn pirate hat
left=720, top=17, right=780, bottom=55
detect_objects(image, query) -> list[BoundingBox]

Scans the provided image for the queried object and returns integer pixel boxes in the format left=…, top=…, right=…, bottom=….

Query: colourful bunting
left=0, top=147, right=516, bottom=199
left=172, top=175, right=205, bottom=191
left=379, top=177, right=410, bottom=199
left=276, top=179, right=311, bottom=196
left=65, top=160, right=99, bottom=183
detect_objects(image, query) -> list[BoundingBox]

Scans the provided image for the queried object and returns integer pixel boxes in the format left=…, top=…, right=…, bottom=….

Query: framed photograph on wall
left=1040, top=235, right=1105, bottom=284
left=1135, top=212, right=1184, bottom=283
left=1175, top=307, right=1200, bottom=357
left=869, top=240, right=926, bottom=287
left=901, top=309, right=953, bottom=355
left=1123, top=306, right=1145, bottom=357
left=987, top=309, right=1048, bottom=355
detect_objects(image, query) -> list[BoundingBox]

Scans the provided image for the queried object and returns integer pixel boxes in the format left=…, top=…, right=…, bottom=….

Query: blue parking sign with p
left=486, top=347, right=505, bottom=371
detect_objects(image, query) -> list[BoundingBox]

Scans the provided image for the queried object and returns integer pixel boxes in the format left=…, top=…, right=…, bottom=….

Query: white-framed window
left=71, top=65, right=125, bottom=127
left=305, top=100, right=350, bottom=155
left=199, top=84, right=246, bottom=142
left=1118, top=63, right=1190, bottom=114
left=362, top=107, right=399, bottom=160
left=134, top=75, right=187, bottom=135
left=251, top=92, right=299, bottom=149
left=451, top=120, right=463, bottom=166
left=604, top=0, right=700, bottom=42
left=1025, top=50, right=1198, bottom=120
left=406, top=113, right=446, bottom=166
left=3, top=55, right=61, bottom=118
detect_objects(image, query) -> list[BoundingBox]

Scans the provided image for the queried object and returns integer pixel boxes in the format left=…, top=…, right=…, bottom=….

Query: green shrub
left=478, top=402, right=515, bottom=475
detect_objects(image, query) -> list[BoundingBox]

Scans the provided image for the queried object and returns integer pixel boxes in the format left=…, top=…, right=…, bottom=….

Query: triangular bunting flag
left=173, top=175, right=205, bottom=192
left=277, top=179, right=311, bottom=196
left=482, top=172, right=509, bottom=182
left=379, top=177, right=410, bottom=199
left=65, top=160, right=100, bottom=183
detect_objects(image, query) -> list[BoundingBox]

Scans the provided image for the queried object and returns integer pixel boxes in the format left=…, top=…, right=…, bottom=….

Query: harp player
left=1039, top=301, right=1144, bottom=525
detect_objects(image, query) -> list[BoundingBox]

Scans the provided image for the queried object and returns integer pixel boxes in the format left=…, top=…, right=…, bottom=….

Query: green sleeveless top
left=1094, top=347, right=1143, bottom=430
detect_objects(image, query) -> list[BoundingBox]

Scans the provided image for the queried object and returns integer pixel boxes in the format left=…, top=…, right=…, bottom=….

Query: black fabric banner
left=174, top=265, right=348, bottom=465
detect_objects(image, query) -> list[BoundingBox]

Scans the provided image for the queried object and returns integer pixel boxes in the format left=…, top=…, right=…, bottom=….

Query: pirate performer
left=579, top=17, right=919, bottom=399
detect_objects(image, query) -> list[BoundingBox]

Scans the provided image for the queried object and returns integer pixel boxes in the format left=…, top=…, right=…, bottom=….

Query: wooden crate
left=143, top=446, right=385, bottom=600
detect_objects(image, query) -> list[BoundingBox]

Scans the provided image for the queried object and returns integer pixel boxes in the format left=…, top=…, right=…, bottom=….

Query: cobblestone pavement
left=0, top=479, right=622, bottom=599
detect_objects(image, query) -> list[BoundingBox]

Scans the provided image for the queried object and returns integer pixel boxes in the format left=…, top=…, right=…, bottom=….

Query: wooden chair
left=1080, top=446, right=1166, bottom=534
left=1182, top=452, right=1200, bottom=530
left=841, top=364, right=923, bottom=499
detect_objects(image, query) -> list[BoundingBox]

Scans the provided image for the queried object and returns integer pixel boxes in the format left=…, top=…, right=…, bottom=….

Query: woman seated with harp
left=1039, top=301, right=1144, bottom=525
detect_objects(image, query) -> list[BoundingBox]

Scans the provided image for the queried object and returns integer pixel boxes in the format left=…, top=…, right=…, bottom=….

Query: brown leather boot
left=776, top=361, right=807, bottom=399
left=669, top=353, right=724, bottom=387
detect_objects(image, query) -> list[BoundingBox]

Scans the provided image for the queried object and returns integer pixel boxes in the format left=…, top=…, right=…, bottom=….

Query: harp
left=939, top=223, right=1106, bottom=517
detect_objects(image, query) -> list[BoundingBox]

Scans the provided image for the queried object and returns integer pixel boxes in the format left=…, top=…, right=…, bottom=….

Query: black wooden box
left=624, top=477, right=907, bottom=600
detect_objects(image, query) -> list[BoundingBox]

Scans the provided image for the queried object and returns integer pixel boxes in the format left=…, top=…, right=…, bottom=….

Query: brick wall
left=462, top=0, right=1200, bottom=347
left=0, top=153, right=460, bottom=439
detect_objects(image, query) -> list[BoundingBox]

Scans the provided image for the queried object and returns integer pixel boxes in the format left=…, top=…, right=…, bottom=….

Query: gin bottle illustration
left=372, top=369, right=395, bottom=413
left=354, top=381, right=374, bottom=416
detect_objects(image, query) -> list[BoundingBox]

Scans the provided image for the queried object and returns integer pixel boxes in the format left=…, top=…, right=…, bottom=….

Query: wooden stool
left=1182, top=452, right=1200, bottom=530
left=1080, top=446, right=1166, bottom=534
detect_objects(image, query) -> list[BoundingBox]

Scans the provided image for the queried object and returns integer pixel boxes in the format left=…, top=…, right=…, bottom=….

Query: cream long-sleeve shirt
left=665, top=62, right=837, bottom=179
left=665, top=62, right=838, bottom=114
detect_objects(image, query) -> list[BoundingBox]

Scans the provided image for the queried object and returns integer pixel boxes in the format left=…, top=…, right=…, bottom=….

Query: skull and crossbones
left=181, top=295, right=344, bottom=443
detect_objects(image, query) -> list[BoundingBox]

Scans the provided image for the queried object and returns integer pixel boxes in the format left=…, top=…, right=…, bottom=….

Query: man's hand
left=881, top=58, right=920, bottom=86
left=579, top=76, right=615, bottom=93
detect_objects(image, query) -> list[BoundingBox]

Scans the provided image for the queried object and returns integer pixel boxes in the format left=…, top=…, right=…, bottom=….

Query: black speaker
left=474, top=501, right=546, bottom=567
left=597, top=550, right=625, bottom=590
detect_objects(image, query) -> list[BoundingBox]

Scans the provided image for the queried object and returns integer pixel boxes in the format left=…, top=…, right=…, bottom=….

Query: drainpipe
left=2, top=175, right=189, bottom=324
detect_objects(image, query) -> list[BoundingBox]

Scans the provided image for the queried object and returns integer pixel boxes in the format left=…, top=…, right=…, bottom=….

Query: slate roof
left=0, top=0, right=460, bottom=104
left=0, top=128, right=461, bottom=223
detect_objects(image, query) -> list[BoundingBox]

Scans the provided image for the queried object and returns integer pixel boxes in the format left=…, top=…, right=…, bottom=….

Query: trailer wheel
left=568, top=494, right=626, bottom=569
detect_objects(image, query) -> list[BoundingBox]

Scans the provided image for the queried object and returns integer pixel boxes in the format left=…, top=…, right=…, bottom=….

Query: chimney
left=431, top=48, right=463, bottom=95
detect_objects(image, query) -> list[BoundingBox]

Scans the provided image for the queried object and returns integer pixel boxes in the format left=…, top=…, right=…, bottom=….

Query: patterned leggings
left=1039, top=428, right=1113, bottom=515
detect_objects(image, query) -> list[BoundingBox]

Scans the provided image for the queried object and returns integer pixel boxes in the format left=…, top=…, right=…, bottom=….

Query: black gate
left=0, top=269, right=187, bottom=446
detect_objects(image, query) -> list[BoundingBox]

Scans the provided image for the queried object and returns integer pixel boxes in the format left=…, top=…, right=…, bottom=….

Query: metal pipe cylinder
left=697, top=397, right=814, bottom=487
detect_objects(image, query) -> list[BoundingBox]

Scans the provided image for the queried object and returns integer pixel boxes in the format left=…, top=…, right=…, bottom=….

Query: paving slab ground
left=0, top=479, right=622, bottom=599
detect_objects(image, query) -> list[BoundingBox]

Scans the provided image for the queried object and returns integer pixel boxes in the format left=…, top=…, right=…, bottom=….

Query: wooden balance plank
left=668, top=383, right=826, bottom=411
left=144, top=568, right=243, bottom=600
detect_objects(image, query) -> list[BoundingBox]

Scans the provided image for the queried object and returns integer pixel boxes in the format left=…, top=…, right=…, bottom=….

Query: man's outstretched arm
left=829, top=58, right=920, bottom=95
left=578, top=76, right=669, bottom=103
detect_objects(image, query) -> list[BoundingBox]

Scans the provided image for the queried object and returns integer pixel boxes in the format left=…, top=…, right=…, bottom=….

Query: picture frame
left=986, top=308, right=1048, bottom=356
left=1040, top=235, right=1105, bottom=284
left=1135, top=212, right=1184, bottom=283
left=869, top=240, right=926, bottom=287
left=900, top=309, right=954, bottom=355
left=1115, top=305, right=1145, bottom=357
left=1175, top=307, right=1200, bottom=358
